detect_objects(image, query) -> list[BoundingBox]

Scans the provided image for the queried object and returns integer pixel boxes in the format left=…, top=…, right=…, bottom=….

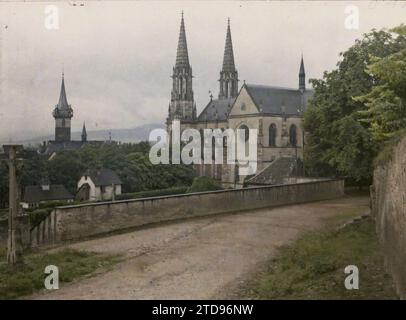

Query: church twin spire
left=175, top=11, right=190, bottom=69
left=168, top=13, right=306, bottom=123
left=219, top=18, right=238, bottom=99
left=168, top=11, right=195, bottom=123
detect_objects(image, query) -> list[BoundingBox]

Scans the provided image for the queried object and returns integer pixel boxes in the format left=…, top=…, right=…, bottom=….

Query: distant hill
left=5, top=123, right=164, bottom=147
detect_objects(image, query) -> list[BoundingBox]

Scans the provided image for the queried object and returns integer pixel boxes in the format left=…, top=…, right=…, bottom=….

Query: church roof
left=58, top=73, right=69, bottom=109
left=222, top=18, right=236, bottom=73
left=175, top=12, right=190, bottom=68
left=299, top=55, right=305, bottom=75
left=53, top=73, right=73, bottom=118
left=198, top=97, right=235, bottom=122
left=82, top=122, right=87, bottom=137
left=244, top=84, right=313, bottom=116
left=246, top=157, right=300, bottom=185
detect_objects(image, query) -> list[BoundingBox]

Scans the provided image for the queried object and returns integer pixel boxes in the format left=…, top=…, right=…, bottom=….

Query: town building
left=21, top=178, right=74, bottom=209
left=76, top=168, right=122, bottom=201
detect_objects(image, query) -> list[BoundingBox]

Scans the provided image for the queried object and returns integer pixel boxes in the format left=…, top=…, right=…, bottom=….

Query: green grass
left=0, top=247, right=120, bottom=299
left=249, top=217, right=397, bottom=300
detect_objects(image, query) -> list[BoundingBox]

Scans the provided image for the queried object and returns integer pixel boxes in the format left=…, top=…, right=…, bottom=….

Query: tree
left=303, top=27, right=406, bottom=183
left=187, top=176, right=222, bottom=193
left=356, top=25, right=406, bottom=143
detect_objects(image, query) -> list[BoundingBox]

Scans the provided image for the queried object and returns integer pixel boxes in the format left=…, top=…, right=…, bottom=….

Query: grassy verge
left=249, top=217, right=397, bottom=300
left=0, top=247, right=120, bottom=299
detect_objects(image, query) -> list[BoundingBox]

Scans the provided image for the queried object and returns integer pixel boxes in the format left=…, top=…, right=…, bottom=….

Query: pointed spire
left=299, top=54, right=305, bottom=75
left=222, top=18, right=236, bottom=72
left=81, top=122, right=87, bottom=142
left=299, top=54, right=306, bottom=92
left=175, top=11, right=190, bottom=68
left=57, top=72, right=69, bottom=109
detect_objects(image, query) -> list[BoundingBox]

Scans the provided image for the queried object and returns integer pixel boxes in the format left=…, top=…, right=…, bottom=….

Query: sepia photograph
left=0, top=0, right=405, bottom=309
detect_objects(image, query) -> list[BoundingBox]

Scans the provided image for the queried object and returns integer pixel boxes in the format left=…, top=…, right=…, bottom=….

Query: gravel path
left=31, top=196, right=368, bottom=300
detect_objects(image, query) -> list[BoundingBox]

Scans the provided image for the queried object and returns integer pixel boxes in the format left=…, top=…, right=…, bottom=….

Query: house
left=21, top=179, right=74, bottom=209
left=77, top=168, right=122, bottom=201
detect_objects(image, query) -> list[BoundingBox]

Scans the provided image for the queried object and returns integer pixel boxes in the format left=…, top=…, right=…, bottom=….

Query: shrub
left=115, top=186, right=188, bottom=200
left=29, top=209, right=50, bottom=227
left=186, top=176, right=222, bottom=193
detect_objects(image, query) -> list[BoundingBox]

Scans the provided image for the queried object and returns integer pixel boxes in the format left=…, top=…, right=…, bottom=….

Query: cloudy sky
left=0, top=1, right=405, bottom=142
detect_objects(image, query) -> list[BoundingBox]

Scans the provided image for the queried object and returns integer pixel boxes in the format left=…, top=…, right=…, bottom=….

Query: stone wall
left=29, top=179, right=344, bottom=246
left=0, top=215, right=30, bottom=247
left=371, top=135, right=406, bottom=299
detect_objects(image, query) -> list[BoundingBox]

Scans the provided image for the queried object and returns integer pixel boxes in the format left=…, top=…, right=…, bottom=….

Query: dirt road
left=32, top=196, right=368, bottom=299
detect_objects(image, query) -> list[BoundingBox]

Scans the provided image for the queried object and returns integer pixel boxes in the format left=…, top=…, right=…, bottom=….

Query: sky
left=0, top=0, right=405, bottom=142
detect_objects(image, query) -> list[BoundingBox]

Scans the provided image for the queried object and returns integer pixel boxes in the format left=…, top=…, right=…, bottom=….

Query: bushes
left=187, top=176, right=222, bottom=193
left=29, top=209, right=50, bottom=227
left=116, top=186, right=188, bottom=200
left=114, top=177, right=223, bottom=200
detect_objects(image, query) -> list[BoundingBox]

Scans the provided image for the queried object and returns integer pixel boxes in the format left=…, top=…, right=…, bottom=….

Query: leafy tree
left=303, top=27, right=406, bottom=183
left=187, top=176, right=222, bottom=193
left=356, top=25, right=406, bottom=143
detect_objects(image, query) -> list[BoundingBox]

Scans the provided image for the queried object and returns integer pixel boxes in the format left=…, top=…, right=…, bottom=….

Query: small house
left=77, top=168, right=122, bottom=201
left=21, top=179, right=74, bottom=209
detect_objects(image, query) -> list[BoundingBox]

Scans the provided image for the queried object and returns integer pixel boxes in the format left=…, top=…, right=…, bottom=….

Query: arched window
left=239, top=124, right=249, bottom=142
left=199, top=129, right=204, bottom=159
left=269, top=124, right=277, bottom=147
left=289, top=124, right=297, bottom=147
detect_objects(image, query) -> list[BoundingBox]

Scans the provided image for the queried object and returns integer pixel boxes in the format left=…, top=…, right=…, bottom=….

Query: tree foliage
left=303, top=27, right=406, bottom=183
left=0, top=142, right=196, bottom=208
left=356, top=25, right=406, bottom=143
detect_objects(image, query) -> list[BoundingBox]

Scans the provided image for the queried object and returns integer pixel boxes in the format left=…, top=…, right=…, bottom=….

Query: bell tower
left=219, top=18, right=238, bottom=100
left=167, top=12, right=196, bottom=125
left=53, top=73, right=73, bottom=142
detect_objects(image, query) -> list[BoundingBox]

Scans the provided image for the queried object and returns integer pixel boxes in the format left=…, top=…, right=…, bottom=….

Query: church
left=40, top=73, right=106, bottom=158
left=166, top=14, right=314, bottom=187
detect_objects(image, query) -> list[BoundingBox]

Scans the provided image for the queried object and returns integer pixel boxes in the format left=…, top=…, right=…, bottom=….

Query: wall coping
left=55, top=178, right=342, bottom=210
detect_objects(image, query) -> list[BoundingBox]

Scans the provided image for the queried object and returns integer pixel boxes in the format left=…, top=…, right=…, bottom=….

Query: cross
left=2, top=144, right=24, bottom=265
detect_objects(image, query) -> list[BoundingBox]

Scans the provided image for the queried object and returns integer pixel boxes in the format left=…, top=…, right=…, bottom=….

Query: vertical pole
left=7, top=146, right=17, bottom=265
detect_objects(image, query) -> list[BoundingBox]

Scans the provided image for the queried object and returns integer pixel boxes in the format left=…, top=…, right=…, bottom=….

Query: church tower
left=167, top=12, right=195, bottom=124
left=218, top=18, right=238, bottom=100
left=299, top=55, right=306, bottom=93
left=53, top=73, right=73, bottom=142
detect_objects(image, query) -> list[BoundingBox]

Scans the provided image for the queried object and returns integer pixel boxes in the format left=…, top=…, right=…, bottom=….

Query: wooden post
left=3, top=144, right=23, bottom=265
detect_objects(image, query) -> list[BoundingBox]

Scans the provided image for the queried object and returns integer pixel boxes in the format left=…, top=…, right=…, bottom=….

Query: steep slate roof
left=84, top=168, right=122, bottom=186
left=175, top=12, right=190, bottom=68
left=53, top=73, right=73, bottom=118
left=246, top=157, right=301, bottom=185
left=198, top=97, right=235, bottom=122
left=58, top=74, right=69, bottom=109
left=244, top=84, right=313, bottom=116
left=23, top=185, right=74, bottom=203
left=222, top=18, right=236, bottom=73
left=299, top=56, right=305, bottom=76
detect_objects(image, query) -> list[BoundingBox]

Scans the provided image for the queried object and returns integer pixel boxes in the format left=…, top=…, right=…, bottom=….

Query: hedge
left=115, top=186, right=189, bottom=200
